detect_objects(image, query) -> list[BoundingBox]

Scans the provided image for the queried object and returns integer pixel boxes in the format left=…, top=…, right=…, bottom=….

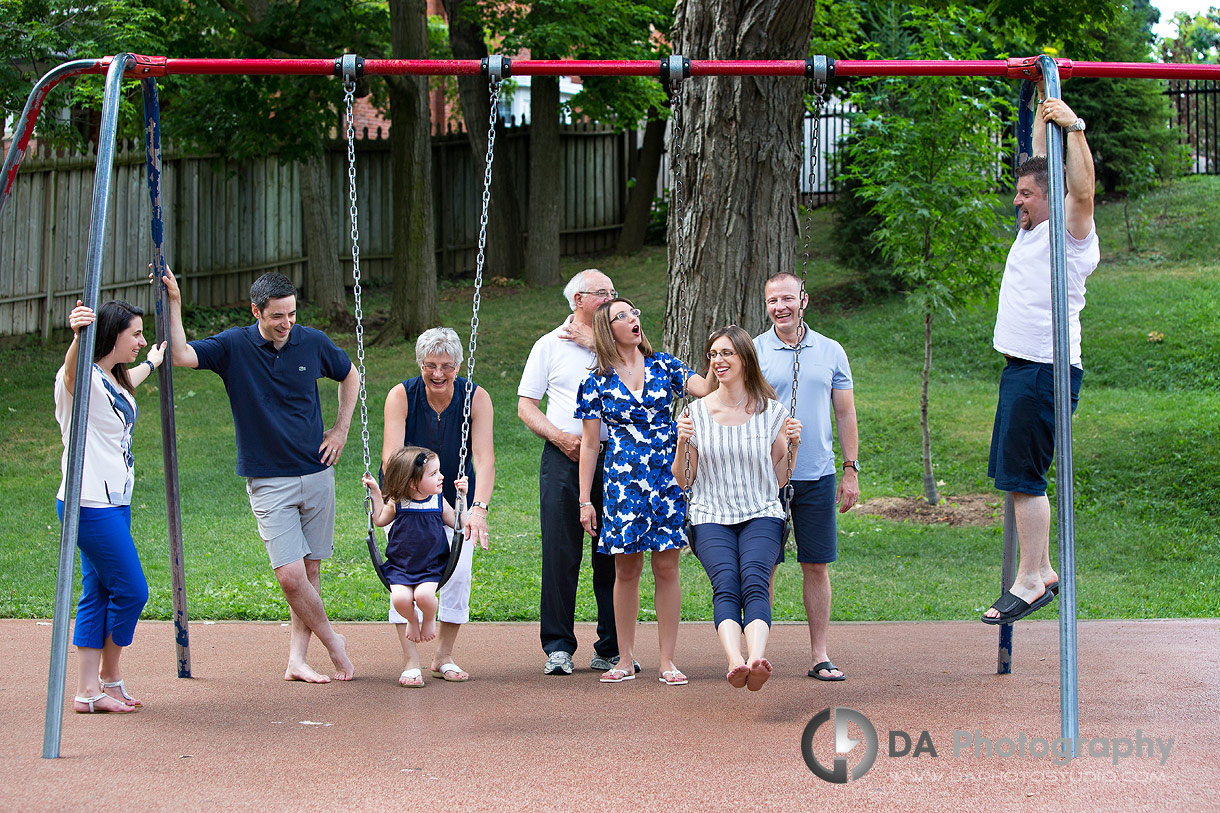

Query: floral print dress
left=575, top=352, right=691, bottom=555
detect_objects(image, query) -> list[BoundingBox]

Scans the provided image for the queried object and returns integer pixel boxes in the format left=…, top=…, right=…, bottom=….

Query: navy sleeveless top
left=402, top=376, right=478, bottom=508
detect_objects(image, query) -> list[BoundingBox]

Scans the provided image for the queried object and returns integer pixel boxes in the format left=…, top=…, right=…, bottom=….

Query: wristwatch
left=842, top=459, right=860, bottom=473
left=1064, top=118, right=1086, bottom=133
left=578, top=501, right=594, bottom=509
left=471, top=501, right=490, bottom=512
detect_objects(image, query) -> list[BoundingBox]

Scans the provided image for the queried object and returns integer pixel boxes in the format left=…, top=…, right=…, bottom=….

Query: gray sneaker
left=590, top=655, right=642, bottom=673
left=544, top=651, right=574, bottom=675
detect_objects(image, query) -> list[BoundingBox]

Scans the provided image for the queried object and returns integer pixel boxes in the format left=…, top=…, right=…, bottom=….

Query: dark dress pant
left=539, top=441, right=617, bottom=657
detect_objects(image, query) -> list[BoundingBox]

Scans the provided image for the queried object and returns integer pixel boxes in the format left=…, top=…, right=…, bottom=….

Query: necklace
left=717, top=389, right=748, bottom=409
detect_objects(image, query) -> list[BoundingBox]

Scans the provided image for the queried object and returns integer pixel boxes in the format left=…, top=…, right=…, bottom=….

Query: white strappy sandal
left=74, top=693, right=132, bottom=713
left=100, top=678, right=141, bottom=706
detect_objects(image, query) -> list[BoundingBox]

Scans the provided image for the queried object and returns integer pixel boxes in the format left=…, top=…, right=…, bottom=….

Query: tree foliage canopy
left=1, top=0, right=165, bottom=146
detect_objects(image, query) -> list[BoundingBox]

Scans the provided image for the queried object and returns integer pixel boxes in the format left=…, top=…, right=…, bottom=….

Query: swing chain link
left=666, top=71, right=695, bottom=504
left=801, top=80, right=827, bottom=282
left=671, top=82, right=691, bottom=373
left=456, top=73, right=502, bottom=516
left=343, top=75, right=374, bottom=522
left=785, top=80, right=827, bottom=527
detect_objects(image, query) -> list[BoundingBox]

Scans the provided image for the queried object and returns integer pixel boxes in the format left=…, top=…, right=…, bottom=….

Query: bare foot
left=406, top=615, right=423, bottom=643
left=284, top=662, right=331, bottom=683
left=726, top=663, right=750, bottom=689
left=419, top=617, right=437, bottom=643
left=75, top=693, right=136, bottom=713
left=328, top=633, right=355, bottom=681
left=747, top=658, right=772, bottom=692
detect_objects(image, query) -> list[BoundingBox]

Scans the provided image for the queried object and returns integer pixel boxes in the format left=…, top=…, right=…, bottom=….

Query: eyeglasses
left=706, top=349, right=737, bottom=360
left=610, top=308, right=641, bottom=323
left=421, top=362, right=458, bottom=373
left=578, top=289, right=616, bottom=299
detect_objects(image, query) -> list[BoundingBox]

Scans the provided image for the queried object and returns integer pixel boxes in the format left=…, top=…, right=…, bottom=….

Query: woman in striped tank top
left=674, top=326, right=802, bottom=691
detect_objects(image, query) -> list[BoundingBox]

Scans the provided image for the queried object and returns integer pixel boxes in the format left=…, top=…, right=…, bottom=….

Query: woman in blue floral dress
left=576, top=298, right=716, bottom=685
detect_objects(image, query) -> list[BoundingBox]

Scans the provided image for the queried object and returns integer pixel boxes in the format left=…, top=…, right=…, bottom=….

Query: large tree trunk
left=921, top=309, right=939, bottom=505
left=442, top=0, right=525, bottom=279
left=298, top=152, right=347, bottom=324
left=616, top=112, right=667, bottom=256
left=525, top=76, right=562, bottom=287
left=667, top=0, right=815, bottom=361
left=378, top=0, right=437, bottom=344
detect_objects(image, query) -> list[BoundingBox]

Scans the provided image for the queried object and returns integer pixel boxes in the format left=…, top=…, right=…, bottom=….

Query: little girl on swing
left=363, top=445, right=466, bottom=687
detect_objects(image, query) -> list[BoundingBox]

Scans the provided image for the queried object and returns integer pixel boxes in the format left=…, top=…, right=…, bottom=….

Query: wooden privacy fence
left=0, top=120, right=629, bottom=339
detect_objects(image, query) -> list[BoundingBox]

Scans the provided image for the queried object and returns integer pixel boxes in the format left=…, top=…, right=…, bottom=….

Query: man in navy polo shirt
left=161, top=268, right=359, bottom=683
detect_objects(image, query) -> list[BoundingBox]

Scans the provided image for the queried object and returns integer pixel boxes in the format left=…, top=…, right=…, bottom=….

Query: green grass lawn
left=2, top=176, right=1217, bottom=622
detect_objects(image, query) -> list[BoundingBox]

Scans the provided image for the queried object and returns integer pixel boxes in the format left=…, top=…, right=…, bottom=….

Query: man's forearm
left=518, top=398, right=560, bottom=444
left=334, top=367, right=359, bottom=431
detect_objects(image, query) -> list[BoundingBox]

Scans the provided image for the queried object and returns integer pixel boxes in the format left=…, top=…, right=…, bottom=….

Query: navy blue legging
left=692, top=517, right=784, bottom=628
left=57, top=501, right=148, bottom=649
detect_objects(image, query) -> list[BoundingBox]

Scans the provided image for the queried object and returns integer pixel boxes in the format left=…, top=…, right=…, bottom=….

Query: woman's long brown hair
left=590, top=297, right=653, bottom=377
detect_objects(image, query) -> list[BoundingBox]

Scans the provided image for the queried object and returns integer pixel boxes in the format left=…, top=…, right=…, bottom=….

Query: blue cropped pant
left=57, top=501, right=148, bottom=649
left=692, top=517, right=784, bottom=628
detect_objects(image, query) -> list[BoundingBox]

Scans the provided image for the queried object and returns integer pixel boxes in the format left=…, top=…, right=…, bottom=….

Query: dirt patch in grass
left=854, top=493, right=1002, bottom=527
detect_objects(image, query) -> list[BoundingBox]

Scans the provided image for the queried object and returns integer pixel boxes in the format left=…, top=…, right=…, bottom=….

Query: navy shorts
left=777, top=474, right=838, bottom=565
left=988, top=357, right=1082, bottom=496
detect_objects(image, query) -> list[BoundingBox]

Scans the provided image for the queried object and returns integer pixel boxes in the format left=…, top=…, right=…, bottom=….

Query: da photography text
left=801, top=707, right=1173, bottom=783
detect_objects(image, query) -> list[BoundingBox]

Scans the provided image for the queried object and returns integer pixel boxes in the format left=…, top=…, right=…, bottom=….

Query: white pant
left=387, top=528, right=473, bottom=625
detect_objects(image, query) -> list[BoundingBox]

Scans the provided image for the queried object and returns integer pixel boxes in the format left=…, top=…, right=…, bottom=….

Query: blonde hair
left=590, top=297, right=653, bottom=377
left=382, top=445, right=436, bottom=503
left=703, top=326, right=776, bottom=413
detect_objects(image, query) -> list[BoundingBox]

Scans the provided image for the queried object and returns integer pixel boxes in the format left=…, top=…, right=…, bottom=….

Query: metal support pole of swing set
left=39, top=53, right=191, bottom=760
left=993, top=57, right=1080, bottom=751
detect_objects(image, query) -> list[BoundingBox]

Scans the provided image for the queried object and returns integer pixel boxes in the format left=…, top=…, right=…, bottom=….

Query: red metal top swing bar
left=38, top=54, right=1220, bottom=79
left=6, top=54, right=1220, bottom=205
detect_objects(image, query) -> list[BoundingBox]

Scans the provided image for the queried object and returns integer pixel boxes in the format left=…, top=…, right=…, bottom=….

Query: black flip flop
left=980, top=587, right=1056, bottom=625
left=808, top=660, right=846, bottom=681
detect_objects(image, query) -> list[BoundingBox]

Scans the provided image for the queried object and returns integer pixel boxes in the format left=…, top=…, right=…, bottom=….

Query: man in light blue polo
left=755, top=272, right=859, bottom=681
left=161, top=268, right=359, bottom=683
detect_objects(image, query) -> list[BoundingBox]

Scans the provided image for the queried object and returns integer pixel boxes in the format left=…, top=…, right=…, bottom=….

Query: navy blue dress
left=574, top=352, right=690, bottom=555
left=383, top=494, right=450, bottom=586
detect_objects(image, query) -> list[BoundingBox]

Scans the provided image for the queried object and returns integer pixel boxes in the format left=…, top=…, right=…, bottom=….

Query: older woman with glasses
left=673, top=326, right=801, bottom=691
left=576, top=298, right=717, bottom=685
left=381, top=327, right=495, bottom=684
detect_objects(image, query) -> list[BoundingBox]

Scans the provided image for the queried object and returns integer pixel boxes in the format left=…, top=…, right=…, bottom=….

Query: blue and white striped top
left=685, top=397, right=788, bottom=526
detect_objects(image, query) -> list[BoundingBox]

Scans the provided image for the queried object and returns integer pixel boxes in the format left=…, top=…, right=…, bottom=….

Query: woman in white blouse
left=55, top=300, right=164, bottom=712
left=674, top=326, right=801, bottom=691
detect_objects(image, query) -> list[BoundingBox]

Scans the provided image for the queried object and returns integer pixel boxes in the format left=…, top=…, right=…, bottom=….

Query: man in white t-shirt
left=983, top=89, right=1099, bottom=626
left=518, top=269, right=620, bottom=675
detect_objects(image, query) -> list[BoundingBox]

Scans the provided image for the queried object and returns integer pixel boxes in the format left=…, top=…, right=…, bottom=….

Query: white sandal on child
left=74, top=693, right=134, bottom=713
left=100, top=678, right=141, bottom=706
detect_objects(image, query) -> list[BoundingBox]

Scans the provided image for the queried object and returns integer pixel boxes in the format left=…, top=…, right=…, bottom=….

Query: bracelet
left=578, top=501, right=593, bottom=509
left=143, top=359, right=156, bottom=373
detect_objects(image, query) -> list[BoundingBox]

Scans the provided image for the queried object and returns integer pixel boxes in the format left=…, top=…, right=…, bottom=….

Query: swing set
left=5, top=51, right=1218, bottom=761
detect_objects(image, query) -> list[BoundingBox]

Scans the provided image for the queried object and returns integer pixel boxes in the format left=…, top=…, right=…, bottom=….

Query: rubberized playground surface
left=2, top=618, right=1217, bottom=811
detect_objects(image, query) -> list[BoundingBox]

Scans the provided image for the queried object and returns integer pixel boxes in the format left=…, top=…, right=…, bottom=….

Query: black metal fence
left=1166, top=79, right=1220, bottom=174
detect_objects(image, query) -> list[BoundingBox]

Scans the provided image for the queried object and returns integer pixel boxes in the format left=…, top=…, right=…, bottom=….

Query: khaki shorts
left=245, top=468, right=336, bottom=569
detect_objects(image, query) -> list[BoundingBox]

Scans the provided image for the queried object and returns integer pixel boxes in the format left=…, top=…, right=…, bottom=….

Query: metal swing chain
left=343, top=76, right=374, bottom=525
left=455, top=74, right=502, bottom=516
left=666, top=74, right=695, bottom=501
left=784, top=79, right=828, bottom=521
